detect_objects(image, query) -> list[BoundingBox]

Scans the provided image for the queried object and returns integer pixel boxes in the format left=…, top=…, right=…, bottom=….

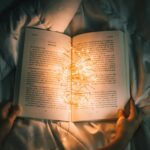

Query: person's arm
left=0, top=102, right=20, bottom=146
left=98, top=98, right=142, bottom=150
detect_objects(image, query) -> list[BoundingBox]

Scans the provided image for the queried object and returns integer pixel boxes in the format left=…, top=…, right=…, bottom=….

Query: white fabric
left=0, top=0, right=150, bottom=149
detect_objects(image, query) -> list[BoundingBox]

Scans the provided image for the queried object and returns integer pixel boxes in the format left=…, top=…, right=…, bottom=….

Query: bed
left=0, top=0, right=150, bottom=149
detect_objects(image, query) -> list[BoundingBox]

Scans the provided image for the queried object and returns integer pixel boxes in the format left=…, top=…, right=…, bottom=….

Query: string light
left=54, top=47, right=97, bottom=106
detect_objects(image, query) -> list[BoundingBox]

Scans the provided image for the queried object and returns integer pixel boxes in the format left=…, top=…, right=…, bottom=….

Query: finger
left=8, top=105, right=21, bottom=124
left=0, top=102, right=12, bottom=119
left=116, top=115, right=125, bottom=126
left=12, top=105, right=21, bottom=112
left=117, top=109, right=125, bottom=118
left=128, top=99, right=136, bottom=120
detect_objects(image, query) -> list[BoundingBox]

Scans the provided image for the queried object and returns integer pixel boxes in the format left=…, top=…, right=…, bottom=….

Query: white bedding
left=0, top=0, right=150, bottom=149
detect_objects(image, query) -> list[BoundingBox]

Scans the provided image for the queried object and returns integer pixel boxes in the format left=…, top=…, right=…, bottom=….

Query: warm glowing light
left=55, top=48, right=97, bottom=106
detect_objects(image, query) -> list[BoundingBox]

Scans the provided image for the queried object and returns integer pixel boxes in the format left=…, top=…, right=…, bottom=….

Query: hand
left=99, top=98, right=142, bottom=150
left=116, top=98, right=142, bottom=141
left=0, top=102, right=21, bottom=145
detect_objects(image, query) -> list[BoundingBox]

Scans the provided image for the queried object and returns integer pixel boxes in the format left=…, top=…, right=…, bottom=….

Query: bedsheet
left=0, top=0, right=150, bottom=149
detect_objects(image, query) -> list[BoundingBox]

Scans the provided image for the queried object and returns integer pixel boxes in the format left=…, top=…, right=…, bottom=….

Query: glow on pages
left=54, top=48, right=97, bottom=106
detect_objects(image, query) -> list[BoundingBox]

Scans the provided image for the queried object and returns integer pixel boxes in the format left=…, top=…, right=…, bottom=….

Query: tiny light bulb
left=62, top=137, right=66, bottom=142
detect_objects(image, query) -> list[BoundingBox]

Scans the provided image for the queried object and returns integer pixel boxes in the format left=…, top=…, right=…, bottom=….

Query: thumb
left=117, top=109, right=125, bottom=126
left=8, top=105, right=21, bottom=125
left=117, top=109, right=125, bottom=118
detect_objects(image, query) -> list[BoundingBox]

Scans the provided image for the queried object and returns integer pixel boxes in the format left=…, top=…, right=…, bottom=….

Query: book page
left=72, top=31, right=129, bottom=121
left=16, top=28, right=71, bottom=121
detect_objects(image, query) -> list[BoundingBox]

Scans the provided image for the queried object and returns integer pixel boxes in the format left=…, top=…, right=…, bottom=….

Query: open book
left=14, top=28, right=130, bottom=122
